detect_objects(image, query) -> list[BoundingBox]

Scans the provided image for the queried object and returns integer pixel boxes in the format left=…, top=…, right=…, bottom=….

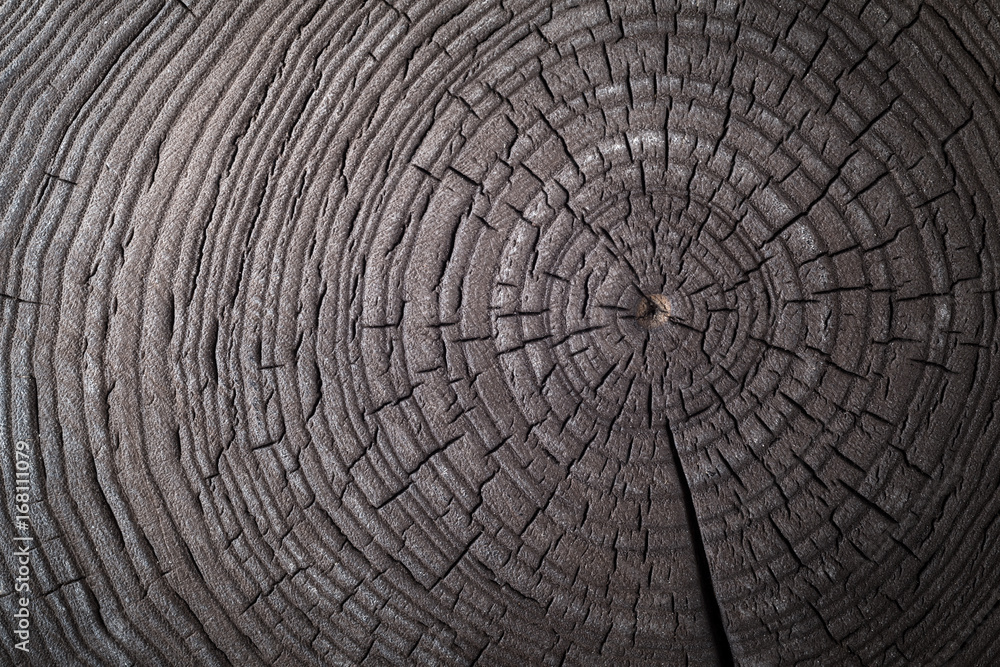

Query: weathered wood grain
left=2, top=0, right=1000, bottom=664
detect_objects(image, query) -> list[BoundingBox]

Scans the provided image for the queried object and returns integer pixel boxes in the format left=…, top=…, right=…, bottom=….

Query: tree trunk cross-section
left=2, top=0, right=1000, bottom=665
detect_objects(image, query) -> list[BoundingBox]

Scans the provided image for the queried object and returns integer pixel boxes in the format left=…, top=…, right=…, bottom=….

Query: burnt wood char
left=2, top=0, right=1000, bottom=664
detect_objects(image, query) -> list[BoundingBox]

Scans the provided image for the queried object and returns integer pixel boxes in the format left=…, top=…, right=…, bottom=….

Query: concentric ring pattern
left=3, top=0, right=1000, bottom=664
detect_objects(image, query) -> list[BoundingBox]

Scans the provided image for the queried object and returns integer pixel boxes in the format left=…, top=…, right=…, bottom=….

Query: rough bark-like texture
left=2, top=0, right=1000, bottom=664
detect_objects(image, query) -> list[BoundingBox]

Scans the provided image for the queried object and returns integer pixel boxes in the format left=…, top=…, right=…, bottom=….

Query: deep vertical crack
left=665, top=418, right=735, bottom=667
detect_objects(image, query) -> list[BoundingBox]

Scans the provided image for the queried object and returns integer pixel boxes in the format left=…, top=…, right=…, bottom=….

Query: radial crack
left=665, top=418, right=735, bottom=667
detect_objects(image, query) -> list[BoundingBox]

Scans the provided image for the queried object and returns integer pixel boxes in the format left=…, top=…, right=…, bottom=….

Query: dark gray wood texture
left=2, top=0, right=1000, bottom=664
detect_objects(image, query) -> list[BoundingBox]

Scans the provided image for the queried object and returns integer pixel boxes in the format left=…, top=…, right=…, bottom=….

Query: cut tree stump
left=2, top=0, right=1000, bottom=664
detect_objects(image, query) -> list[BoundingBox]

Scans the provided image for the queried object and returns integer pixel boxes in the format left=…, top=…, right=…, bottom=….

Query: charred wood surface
left=2, top=0, right=1000, bottom=664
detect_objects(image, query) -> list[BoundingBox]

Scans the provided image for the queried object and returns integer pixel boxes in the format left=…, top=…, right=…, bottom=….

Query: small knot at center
left=636, top=293, right=671, bottom=328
